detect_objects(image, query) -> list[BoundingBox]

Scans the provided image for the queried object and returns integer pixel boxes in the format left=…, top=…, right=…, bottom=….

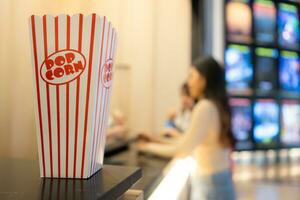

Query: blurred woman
left=138, top=57, right=236, bottom=200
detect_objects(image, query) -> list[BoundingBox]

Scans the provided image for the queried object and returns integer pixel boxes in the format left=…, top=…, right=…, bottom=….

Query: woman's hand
left=136, top=131, right=153, bottom=142
left=136, top=140, right=149, bottom=153
left=136, top=131, right=167, bottom=144
left=167, top=108, right=177, bottom=120
left=159, top=128, right=182, bottom=138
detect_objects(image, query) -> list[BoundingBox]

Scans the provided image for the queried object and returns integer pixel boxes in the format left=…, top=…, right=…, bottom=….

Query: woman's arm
left=137, top=141, right=178, bottom=158
left=138, top=100, right=216, bottom=158
left=159, top=128, right=183, bottom=139
left=107, top=125, right=127, bottom=139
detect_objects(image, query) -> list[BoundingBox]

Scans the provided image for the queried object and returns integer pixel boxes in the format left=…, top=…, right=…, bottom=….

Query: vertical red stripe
left=31, top=15, right=46, bottom=177
left=66, top=15, right=70, bottom=178
left=55, top=17, right=59, bottom=50
left=104, top=29, right=115, bottom=130
left=92, top=22, right=109, bottom=172
left=81, top=14, right=97, bottom=178
left=73, top=78, right=80, bottom=178
left=93, top=23, right=110, bottom=171
left=43, top=15, right=53, bottom=177
left=90, top=17, right=106, bottom=174
left=100, top=29, right=115, bottom=163
left=46, top=86, right=53, bottom=177
left=66, top=85, right=69, bottom=177
left=55, top=16, right=61, bottom=178
left=99, top=29, right=115, bottom=171
left=73, top=14, right=83, bottom=178
left=101, top=26, right=113, bottom=131
left=100, top=92, right=107, bottom=149
left=93, top=22, right=111, bottom=172
left=56, top=87, right=61, bottom=177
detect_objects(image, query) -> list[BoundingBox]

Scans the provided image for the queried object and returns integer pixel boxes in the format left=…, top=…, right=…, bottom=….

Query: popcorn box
left=29, top=14, right=117, bottom=178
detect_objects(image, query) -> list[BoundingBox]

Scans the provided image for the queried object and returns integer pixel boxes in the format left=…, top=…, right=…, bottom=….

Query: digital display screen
left=278, top=3, right=300, bottom=50
left=253, top=99, right=279, bottom=146
left=255, top=48, right=278, bottom=91
left=229, top=98, right=253, bottom=150
left=225, top=44, right=253, bottom=93
left=226, top=0, right=252, bottom=43
left=279, top=51, right=300, bottom=92
left=253, top=0, right=276, bottom=44
left=281, top=100, right=300, bottom=146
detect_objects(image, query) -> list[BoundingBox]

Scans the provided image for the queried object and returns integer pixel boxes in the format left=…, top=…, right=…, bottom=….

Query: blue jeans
left=190, top=170, right=236, bottom=200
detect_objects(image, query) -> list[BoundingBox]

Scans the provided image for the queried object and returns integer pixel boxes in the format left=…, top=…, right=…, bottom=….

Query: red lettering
left=74, top=61, right=84, bottom=72
left=42, top=50, right=86, bottom=84
left=45, top=70, right=54, bottom=80
left=65, top=52, right=75, bottom=63
left=53, top=67, right=64, bottom=78
left=55, top=56, right=65, bottom=66
left=64, top=65, right=74, bottom=75
left=45, top=59, right=54, bottom=70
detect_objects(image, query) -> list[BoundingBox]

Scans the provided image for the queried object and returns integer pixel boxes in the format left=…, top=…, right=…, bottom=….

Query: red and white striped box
left=28, top=14, right=117, bottom=179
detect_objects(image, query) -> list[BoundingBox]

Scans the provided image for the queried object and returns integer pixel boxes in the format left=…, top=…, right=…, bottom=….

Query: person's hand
left=159, top=128, right=182, bottom=139
left=106, top=125, right=126, bottom=139
left=136, top=140, right=149, bottom=153
left=136, top=131, right=153, bottom=142
left=112, top=109, right=125, bottom=125
left=160, top=127, right=176, bottom=137
left=167, top=108, right=177, bottom=120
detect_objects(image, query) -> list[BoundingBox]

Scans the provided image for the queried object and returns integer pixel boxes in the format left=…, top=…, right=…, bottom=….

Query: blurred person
left=163, top=82, right=195, bottom=138
left=107, top=109, right=127, bottom=139
left=138, top=57, right=236, bottom=200
left=138, top=83, right=195, bottom=141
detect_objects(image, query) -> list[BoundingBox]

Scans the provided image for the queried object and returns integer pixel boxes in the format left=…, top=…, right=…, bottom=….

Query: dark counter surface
left=104, top=141, right=170, bottom=198
left=0, top=158, right=141, bottom=200
left=0, top=139, right=170, bottom=200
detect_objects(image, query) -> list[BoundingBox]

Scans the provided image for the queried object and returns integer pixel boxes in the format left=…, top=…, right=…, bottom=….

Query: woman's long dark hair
left=192, top=56, right=235, bottom=148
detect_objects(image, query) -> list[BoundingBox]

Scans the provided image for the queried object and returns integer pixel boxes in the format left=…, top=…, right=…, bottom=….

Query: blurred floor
left=233, top=150, right=300, bottom=200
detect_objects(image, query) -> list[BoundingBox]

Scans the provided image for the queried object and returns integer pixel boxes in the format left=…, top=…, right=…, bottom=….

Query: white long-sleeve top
left=174, top=108, right=192, bottom=132
left=143, top=99, right=231, bottom=175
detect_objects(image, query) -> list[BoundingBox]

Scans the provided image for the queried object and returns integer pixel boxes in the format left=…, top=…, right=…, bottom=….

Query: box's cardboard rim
left=29, top=14, right=115, bottom=26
